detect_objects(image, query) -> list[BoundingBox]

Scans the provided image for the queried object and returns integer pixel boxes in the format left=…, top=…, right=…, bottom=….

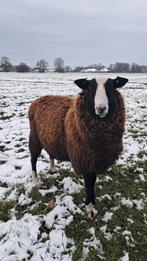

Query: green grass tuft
left=0, top=201, right=15, bottom=222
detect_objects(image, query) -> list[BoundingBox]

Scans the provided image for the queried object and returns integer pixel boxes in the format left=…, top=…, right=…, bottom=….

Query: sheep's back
left=28, top=95, right=73, bottom=160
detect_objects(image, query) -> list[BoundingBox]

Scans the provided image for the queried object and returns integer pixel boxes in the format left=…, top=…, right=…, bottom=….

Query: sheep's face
left=74, top=76, right=128, bottom=118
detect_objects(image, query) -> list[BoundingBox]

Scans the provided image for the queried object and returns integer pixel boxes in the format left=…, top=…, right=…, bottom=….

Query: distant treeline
left=0, top=56, right=147, bottom=73
left=73, top=63, right=147, bottom=73
left=108, top=63, right=147, bottom=73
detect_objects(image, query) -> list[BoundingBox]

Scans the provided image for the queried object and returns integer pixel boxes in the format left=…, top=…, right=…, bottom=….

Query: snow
left=104, top=175, right=112, bottom=182
left=100, top=225, right=113, bottom=240
left=18, top=193, right=32, bottom=205
left=61, top=177, right=83, bottom=194
left=139, top=174, right=145, bottom=181
left=83, top=227, right=103, bottom=259
left=0, top=214, right=40, bottom=260
left=39, top=186, right=58, bottom=196
left=133, top=198, right=145, bottom=210
left=120, top=252, right=129, bottom=261
left=0, top=187, right=9, bottom=199
left=44, top=195, right=83, bottom=230
left=102, top=212, right=113, bottom=222
left=48, top=229, right=73, bottom=261
left=0, top=72, right=147, bottom=260
left=121, top=198, right=133, bottom=208
left=122, top=230, right=134, bottom=246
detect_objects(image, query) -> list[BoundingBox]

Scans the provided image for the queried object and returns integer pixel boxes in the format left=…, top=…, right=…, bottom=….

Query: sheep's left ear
left=113, top=77, right=128, bottom=88
left=74, top=78, right=89, bottom=89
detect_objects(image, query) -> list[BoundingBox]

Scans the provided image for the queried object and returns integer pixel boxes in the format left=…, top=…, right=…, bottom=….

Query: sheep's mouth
left=99, top=113, right=107, bottom=118
left=94, top=112, right=107, bottom=119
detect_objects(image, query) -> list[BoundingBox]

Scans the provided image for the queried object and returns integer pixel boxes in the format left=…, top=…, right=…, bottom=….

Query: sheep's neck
left=75, top=91, right=125, bottom=139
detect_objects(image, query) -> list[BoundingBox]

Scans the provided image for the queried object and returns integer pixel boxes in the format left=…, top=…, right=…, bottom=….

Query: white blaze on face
left=94, top=76, right=109, bottom=117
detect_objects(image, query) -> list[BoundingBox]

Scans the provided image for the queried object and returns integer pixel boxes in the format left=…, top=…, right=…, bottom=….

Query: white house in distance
left=99, top=67, right=109, bottom=72
left=81, top=68, right=97, bottom=73
left=81, top=66, right=109, bottom=73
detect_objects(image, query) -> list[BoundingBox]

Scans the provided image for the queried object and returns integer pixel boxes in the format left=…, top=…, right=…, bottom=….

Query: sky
left=0, top=0, right=147, bottom=67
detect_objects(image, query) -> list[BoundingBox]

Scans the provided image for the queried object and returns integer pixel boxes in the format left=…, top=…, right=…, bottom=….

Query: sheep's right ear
left=113, top=76, right=129, bottom=88
left=74, top=78, right=89, bottom=89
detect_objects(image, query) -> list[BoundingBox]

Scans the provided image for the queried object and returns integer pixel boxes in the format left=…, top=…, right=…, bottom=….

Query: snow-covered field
left=0, top=72, right=147, bottom=261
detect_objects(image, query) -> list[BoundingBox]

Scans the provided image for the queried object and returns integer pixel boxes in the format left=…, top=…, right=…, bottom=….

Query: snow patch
left=61, top=177, right=82, bottom=194
left=0, top=214, right=40, bottom=260
left=102, top=212, right=113, bottom=222
left=120, top=251, right=129, bottom=261
left=44, top=195, right=83, bottom=229
left=121, top=198, right=133, bottom=208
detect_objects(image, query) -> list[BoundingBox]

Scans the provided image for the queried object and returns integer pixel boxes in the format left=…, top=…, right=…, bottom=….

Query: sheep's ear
left=113, top=76, right=128, bottom=88
left=74, top=78, right=89, bottom=89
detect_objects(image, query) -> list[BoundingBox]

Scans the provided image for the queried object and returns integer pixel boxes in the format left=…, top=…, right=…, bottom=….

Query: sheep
left=28, top=76, right=128, bottom=218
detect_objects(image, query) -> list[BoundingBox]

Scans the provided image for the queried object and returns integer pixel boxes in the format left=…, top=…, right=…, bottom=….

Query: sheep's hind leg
left=31, top=154, right=41, bottom=184
left=48, top=159, right=56, bottom=173
left=83, top=172, right=97, bottom=219
left=29, top=134, right=42, bottom=184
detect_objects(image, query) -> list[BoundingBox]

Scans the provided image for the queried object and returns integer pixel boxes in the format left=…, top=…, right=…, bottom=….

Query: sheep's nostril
left=95, top=106, right=107, bottom=116
left=99, top=106, right=106, bottom=114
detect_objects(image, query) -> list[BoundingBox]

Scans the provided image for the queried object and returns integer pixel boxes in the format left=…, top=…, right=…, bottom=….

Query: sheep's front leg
left=83, top=172, right=96, bottom=219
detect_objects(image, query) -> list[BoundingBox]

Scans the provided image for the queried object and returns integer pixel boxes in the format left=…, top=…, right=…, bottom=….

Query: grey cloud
left=0, top=0, right=147, bottom=66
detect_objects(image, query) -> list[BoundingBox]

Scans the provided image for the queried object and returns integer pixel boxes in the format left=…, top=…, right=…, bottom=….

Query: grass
left=0, top=71, right=146, bottom=260
left=0, top=158, right=146, bottom=260
left=0, top=201, right=15, bottom=222
left=0, top=111, right=15, bottom=120
left=0, top=119, right=146, bottom=260
left=64, top=157, right=147, bottom=260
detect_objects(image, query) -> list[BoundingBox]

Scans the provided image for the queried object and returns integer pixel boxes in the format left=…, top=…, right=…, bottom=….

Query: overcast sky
left=0, top=0, right=147, bottom=67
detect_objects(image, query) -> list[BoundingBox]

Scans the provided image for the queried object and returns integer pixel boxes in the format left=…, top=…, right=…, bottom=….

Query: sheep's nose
left=95, top=105, right=107, bottom=117
left=98, top=106, right=106, bottom=114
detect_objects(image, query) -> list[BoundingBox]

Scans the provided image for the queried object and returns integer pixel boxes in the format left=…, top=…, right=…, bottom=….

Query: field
left=0, top=72, right=147, bottom=261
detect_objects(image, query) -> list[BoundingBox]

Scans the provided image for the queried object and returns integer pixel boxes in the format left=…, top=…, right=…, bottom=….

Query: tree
left=16, top=63, right=30, bottom=72
left=96, top=63, right=104, bottom=71
left=113, top=63, right=130, bottom=73
left=73, top=66, right=84, bottom=72
left=140, top=65, right=147, bottom=73
left=54, top=57, right=65, bottom=73
left=36, top=59, right=48, bottom=72
left=0, top=56, right=12, bottom=72
left=108, top=64, right=114, bottom=72
left=130, top=63, right=142, bottom=73
left=64, top=66, right=72, bottom=72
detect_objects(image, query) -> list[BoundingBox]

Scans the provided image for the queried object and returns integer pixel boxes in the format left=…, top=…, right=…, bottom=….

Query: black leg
left=29, top=133, right=42, bottom=174
left=31, top=155, right=38, bottom=173
left=83, top=172, right=96, bottom=205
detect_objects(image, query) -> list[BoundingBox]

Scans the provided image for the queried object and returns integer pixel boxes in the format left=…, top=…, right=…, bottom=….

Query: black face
left=74, top=76, right=128, bottom=117
left=104, top=78, right=117, bottom=113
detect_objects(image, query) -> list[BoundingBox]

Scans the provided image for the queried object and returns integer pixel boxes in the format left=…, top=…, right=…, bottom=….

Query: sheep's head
left=74, top=76, right=128, bottom=118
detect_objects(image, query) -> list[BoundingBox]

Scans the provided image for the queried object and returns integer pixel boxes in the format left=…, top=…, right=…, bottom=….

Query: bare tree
left=54, top=57, right=65, bottom=73
left=36, top=59, right=48, bottom=72
left=16, top=63, right=30, bottom=72
left=113, top=63, right=130, bottom=73
left=0, top=56, right=12, bottom=72
left=73, top=66, right=84, bottom=72
left=64, top=66, right=72, bottom=72
left=130, top=63, right=142, bottom=73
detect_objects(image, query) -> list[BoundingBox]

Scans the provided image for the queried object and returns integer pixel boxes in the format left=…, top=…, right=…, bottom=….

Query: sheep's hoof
left=32, top=171, right=39, bottom=185
left=85, top=203, right=96, bottom=220
left=48, top=166, right=56, bottom=174
left=48, top=161, right=56, bottom=174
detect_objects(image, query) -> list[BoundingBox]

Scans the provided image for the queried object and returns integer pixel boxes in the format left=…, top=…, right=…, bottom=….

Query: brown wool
left=28, top=91, right=125, bottom=176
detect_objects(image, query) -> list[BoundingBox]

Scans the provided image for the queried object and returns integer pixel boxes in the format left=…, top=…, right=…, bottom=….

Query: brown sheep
left=28, top=76, right=128, bottom=218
